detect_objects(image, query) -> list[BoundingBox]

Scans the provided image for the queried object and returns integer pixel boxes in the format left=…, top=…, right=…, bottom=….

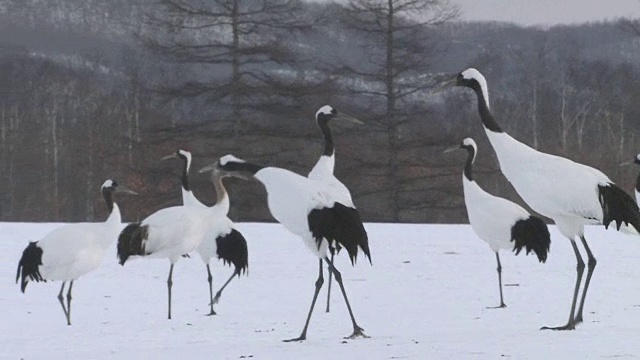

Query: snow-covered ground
left=2, top=222, right=640, bottom=359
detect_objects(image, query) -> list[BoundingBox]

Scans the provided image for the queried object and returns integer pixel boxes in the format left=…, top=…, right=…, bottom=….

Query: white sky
left=454, top=0, right=640, bottom=26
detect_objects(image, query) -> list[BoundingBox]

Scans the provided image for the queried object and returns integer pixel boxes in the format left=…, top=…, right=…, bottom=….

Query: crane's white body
left=137, top=204, right=226, bottom=263
left=484, top=132, right=611, bottom=238
left=256, top=167, right=335, bottom=257
left=308, top=154, right=354, bottom=208
left=463, top=177, right=529, bottom=252
left=38, top=206, right=122, bottom=281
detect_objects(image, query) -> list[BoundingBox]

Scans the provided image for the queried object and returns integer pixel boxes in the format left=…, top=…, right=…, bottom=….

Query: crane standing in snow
left=446, top=137, right=550, bottom=308
left=444, top=68, right=640, bottom=330
left=16, top=180, right=136, bottom=325
left=201, top=155, right=371, bottom=341
left=117, top=158, right=246, bottom=320
left=307, top=105, right=363, bottom=313
left=161, top=149, right=248, bottom=316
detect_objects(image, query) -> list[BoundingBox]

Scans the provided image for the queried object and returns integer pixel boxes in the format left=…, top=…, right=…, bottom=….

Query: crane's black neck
left=636, top=172, right=640, bottom=193
left=463, top=145, right=475, bottom=181
left=181, top=158, right=191, bottom=191
left=318, top=117, right=335, bottom=156
left=102, top=188, right=114, bottom=213
left=224, top=161, right=265, bottom=177
left=474, top=87, right=503, bottom=133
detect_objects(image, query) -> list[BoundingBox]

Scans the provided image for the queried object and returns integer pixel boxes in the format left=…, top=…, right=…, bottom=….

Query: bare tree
left=143, top=0, right=314, bottom=137
left=339, top=0, right=458, bottom=221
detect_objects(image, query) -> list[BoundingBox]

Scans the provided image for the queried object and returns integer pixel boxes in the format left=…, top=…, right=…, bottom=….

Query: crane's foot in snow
left=540, top=322, right=576, bottom=331
left=345, top=326, right=369, bottom=339
left=283, top=334, right=306, bottom=342
left=486, top=303, right=507, bottom=309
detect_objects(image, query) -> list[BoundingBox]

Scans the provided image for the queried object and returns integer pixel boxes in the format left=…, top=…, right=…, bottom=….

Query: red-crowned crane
left=307, top=105, right=363, bottom=313
left=201, top=155, right=371, bottom=342
left=162, top=149, right=248, bottom=316
left=444, top=68, right=640, bottom=330
left=117, top=160, right=245, bottom=319
left=445, top=137, right=550, bottom=308
left=16, top=180, right=136, bottom=325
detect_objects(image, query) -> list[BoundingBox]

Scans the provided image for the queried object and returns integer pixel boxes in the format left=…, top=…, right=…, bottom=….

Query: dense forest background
left=1, top=0, right=639, bottom=223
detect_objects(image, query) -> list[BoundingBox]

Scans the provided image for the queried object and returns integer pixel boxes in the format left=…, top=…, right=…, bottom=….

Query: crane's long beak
left=117, top=186, right=138, bottom=195
left=161, top=153, right=177, bottom=161
left=431, top=75, right=457, bottom=94
left=335, top=113, right=364, bottom=125
left=199, top=164, right=215, bottom=173
left=619, top=160, right=635, bottom=167
left=443, top=146, right=461, bottom=154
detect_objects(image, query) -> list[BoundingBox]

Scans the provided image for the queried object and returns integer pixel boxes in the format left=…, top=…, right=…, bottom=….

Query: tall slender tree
left=143, top=0, right=313, bottom=137
left=339, top=0, right=458, bottom=221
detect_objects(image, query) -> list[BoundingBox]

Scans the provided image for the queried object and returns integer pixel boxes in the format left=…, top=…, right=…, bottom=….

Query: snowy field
left=3, top=222, right=640, bottom=359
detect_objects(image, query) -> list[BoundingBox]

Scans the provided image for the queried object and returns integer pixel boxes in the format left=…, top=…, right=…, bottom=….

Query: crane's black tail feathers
left=117, top=223, right=149, bottom=265
left=599, top=184, right=640, bottom=234
left=511, top=216, right=551, bottom=263
left=308, top=203, right=371, bottom=266
left=216, top=229, right=249, bottom=276
left=16, top=241, right=45, bottom=293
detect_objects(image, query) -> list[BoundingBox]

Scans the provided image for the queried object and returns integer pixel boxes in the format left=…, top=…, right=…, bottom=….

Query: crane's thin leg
left=65, top=280, right=73, bottom=326
left=57, top=282, right=70, bottom=325
left=283, top=259, right=324, bottom=342
left=326, top=252, right=334, bottom=313
left=212, top=271, right=238, bottom=308
left=541, top=240, right=584, bottom=331
left=575, top=236, right=597, bottom=324
left=206, top=264, right=216, bottom=316
left=167, top=264, right=174, bottom=320
left=487, top=252, right=507, bottom=309
left=324, top=256, right=368, bottom=339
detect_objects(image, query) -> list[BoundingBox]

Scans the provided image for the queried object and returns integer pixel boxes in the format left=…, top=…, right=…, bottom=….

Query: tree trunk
left=531, top=79, right=538, bottom=149
left=385, top=0, right=399, bottom=221
left=85, top=117, right=95, bottom=221
left=231, top=0, right=242, bottom=139
left=560, top=77, right=569, bottom=151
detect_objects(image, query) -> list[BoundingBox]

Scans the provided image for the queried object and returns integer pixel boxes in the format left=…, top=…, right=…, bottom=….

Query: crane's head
left=101, top=179, right=138, bottom=195
left=199, top=154, right=256, bottom=180
left=460, top=137, right=477, bottom=153
left=443, top=137, right=477, bottom=157
left=315, top=105, right=363, bottom=126
left=435, top=68, right=490, bottom=107
left=620, top=153, right=640, bottom=167
left=161, top=149, right=192, bottom=167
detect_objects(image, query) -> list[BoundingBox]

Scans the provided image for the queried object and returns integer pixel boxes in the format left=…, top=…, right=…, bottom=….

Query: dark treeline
left=1, top=0, right=639, bottom=223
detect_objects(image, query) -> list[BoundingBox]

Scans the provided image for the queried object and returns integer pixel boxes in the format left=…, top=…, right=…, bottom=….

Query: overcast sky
left=454, top=0, right=640, bottom=26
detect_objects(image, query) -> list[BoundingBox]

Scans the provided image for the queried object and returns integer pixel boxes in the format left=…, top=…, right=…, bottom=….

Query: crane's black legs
left=211, top=271, right=238, bottom=310
left=325, top=252, right=334, bottom=313
left=206, top=264, right=216, bottom=316
left=66, top=281, right=73, bottom=326
left=283, top=259, right=324, bottom=342
left=324, top=256, right=368, bottom=339
left=575, top=236, right=597, bottom=324
left=167, top=264, right=174, bottom=320
left=57, top=282, right=70, bottom=326
left=487, top=252, right=506, bottom=309
left=541, top=240, right=584, bottom=331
